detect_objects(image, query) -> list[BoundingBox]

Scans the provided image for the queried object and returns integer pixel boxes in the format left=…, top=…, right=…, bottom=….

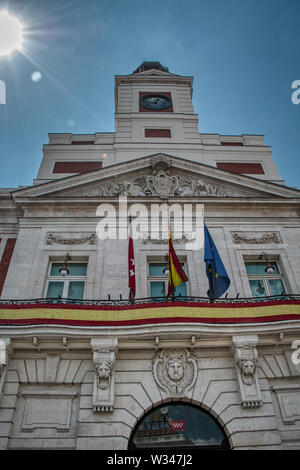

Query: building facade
left=0, top=62, right=300, bottom=450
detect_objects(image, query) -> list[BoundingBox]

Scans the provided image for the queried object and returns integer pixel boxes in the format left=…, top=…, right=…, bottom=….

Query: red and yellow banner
left=0, top=300, right=299, bottom=326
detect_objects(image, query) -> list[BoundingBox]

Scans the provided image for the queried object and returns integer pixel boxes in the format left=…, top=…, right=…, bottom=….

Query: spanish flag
left=168, top=227, right=188, bottom=296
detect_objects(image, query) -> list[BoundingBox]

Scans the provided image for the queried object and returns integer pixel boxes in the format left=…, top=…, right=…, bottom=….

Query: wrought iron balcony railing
left=0, top=293, right=299, bottom=307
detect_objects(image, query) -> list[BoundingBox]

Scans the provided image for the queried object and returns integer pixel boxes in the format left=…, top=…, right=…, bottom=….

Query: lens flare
left=0, top=11, right=24, bottom=56
left=31, top=70, right=42, bottom=82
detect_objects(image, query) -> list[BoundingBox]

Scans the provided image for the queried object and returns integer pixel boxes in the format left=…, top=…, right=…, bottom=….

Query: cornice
left=0, top=321, right=300, bottom=345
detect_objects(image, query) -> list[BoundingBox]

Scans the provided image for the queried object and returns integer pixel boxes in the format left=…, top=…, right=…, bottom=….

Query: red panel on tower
left=0, top=238, right=17, bottom=296
left=71, top=141, right=94, bottom=145
left=216, top=162, right=265, bottom=174
left=145, top=129, right=171, bottom=138
left=53, top=162, right=103, bottom=174
left=220, top=142, right=244, bottom=146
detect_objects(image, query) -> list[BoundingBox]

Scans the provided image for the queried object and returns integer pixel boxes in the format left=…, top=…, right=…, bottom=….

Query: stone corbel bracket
left=90, top=338, right=118, bottom=413
left=232, top=335, right=262, bottom=409
left=0, top=338, right=12, bottom=403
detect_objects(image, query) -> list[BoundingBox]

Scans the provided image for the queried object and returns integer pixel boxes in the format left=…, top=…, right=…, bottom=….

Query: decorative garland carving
left=46, top=233, right=96, bottom=245
left=142, top=234, right=196, bottom=245
left=232, top=232, right=282, bottom=245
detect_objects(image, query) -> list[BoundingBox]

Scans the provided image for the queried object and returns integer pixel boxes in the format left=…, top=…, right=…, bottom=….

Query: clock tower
left=114, top=61, right=201, bottom=162
left=35, top=61, right=283, bottom=184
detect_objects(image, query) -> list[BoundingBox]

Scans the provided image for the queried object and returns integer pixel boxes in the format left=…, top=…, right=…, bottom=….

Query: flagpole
left=204, top=220, right=214, bottom=303
left=168, top=250, right=175, bottom=302
left=208, top=272, right=214, bottom=303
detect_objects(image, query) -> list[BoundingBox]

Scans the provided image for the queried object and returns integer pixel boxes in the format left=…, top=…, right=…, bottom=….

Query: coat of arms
left=145, top=170, right=179, bottom=199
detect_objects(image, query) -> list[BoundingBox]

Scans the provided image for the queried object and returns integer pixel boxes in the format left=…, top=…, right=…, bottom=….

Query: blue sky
left=0, top=0, right=299, bottom=189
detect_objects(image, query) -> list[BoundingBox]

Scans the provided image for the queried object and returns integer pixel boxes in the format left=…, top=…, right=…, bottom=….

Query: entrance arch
left=128, top=401, right=230, bottom=450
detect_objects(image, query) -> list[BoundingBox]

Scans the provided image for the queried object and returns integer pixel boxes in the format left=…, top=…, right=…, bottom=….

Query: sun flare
left=0, top=10, right=24, bottom=56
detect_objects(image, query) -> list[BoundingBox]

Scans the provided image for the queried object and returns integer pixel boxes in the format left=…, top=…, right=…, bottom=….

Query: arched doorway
left=128, top=402, right=230, bottom=450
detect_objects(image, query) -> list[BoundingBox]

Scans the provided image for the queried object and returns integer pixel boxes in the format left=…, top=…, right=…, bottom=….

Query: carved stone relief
left=91, top=338, right=118, bottom=412
left=46, top=233, right=96, bottom=245
left=142, top=234, right=196, bottom=245
left=79, top=175, right=239, bottom=199
left=232, top=335, right=262, bottom=408
left=77, top=155, right=240, bottom=199
left=237, top=346, right=258, bottom=386
left=232, top=232, right=282, bottom=244
left=153, top=349, right=197, bottom=397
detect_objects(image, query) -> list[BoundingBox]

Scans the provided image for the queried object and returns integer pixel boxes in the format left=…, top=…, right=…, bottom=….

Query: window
left=129, top=402, right=229, bottom=450
left=245, top=261, right=286, bottom=298
left=45, top=262, right=87, bottom=300
left=148, top=262, right=187, bottom=299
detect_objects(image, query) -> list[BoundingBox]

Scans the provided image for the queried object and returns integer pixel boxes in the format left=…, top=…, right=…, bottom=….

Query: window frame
left=245, top=259, right=286, bottom=298
left=44, top=260, right=88, bottom=300
left=147, top=259, right=188, bottom=299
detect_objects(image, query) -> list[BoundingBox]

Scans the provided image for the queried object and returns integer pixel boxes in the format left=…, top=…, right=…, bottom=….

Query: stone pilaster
left=0, top=338, right=12, bottom=404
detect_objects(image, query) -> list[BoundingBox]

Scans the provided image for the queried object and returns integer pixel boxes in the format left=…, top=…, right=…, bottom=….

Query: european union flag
left=204, top=224, right=230, bottom=300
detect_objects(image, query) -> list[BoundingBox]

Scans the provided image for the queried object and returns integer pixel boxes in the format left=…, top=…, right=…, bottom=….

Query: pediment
left=12, top=153, right=300, bottom=201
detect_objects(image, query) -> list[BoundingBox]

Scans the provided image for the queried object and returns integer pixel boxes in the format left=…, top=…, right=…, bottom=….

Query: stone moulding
left=232, top=232, right=282, bottom=244
left=271, top=385, right=300, bottom=425
left=91, top=338, right=118, bottom=413
left=20, top=389, right=77, bottom=433
left=46, top=232, right=96, bottom=245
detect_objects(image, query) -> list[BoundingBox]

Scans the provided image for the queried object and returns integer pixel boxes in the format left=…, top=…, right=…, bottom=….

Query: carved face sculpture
left=241, top=359, right=255, bottom=376
left=240, top=359, right=256, bottom=385
left=166, top=356, right=185, bottom=382
left=96, top=360, right=112, bottom=389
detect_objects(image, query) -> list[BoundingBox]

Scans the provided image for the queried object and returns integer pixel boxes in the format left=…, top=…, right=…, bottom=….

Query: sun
left=0, top=10, right=24, bottom=56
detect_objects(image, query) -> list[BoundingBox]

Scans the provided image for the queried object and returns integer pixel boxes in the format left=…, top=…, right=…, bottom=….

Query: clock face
left=140, top=94, right=172, bottom=110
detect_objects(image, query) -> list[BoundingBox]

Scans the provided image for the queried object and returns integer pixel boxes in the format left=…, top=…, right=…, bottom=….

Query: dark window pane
left=249, top=279, right=267, bottom=297
left=130, top=403, right=228, bottom=449
left=150, top=281, right=165, bottom=297
left=46, top=281, right=63, bottom=298
left=245, top=262, right=279, bottom=275
left=175, top=282, right=187, bottom=297
left=269, top=279, right=285, bottom=297
left=149, top=264, right=167, bottom=276
left=50, top=263, right=87, bottom=276
left=67, top=281, right=85, bottom=300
